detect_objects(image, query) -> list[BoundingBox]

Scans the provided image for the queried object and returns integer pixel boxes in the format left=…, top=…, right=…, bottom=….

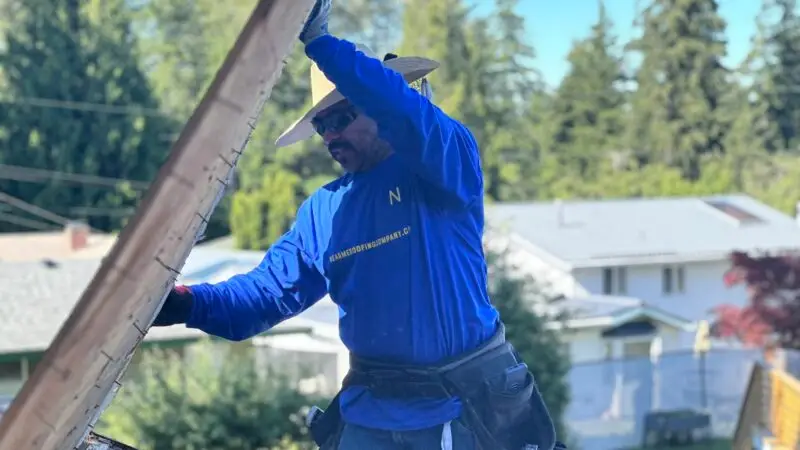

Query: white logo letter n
left=389, top=187, right=401, bottom=205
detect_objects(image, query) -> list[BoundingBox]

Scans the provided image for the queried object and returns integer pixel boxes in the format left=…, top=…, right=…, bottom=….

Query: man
left=153, top=1, right=560, bottom=449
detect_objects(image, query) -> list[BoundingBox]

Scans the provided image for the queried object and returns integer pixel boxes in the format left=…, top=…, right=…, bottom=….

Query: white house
left=0, top=246, right=348, bottom=401
left=485, top=194, right=800, bottom=357
left=545, top=295, right=693, bottom=364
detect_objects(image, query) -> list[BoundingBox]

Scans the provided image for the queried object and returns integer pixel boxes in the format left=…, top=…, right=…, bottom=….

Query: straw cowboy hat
left=275, top=43, right=440, bottom=148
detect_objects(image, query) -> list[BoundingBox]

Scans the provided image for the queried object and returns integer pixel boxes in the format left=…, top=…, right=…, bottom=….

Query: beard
left=327, top=136, right=392, bottom=173
left=328, top=139, right=362, bottom=172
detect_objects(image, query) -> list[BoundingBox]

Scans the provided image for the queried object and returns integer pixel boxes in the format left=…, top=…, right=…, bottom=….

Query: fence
left=733, top=361, right=800, bottom=450
left=768, top=368, right=800, bottom=449
left=564, top=348, right=764, bottom=450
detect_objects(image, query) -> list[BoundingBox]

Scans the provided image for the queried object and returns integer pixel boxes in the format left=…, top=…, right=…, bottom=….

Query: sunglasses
left=311, top=104, right=359, bottom=136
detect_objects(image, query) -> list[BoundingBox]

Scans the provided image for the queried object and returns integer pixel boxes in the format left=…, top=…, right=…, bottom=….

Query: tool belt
left=306, top=322, right=563, bottom=450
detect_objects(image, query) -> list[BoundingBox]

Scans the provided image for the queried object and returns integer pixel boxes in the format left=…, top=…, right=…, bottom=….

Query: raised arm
left=306, top=35, right=483, bottom=208
left=184, top=202, right=327, bottom=341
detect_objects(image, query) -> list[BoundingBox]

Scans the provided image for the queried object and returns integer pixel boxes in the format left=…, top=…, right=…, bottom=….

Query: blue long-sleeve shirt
left=186, top=34, right=500, bottom=431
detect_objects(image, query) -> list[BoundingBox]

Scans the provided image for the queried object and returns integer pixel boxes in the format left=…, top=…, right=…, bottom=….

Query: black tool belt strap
left=342, top=322, right=519, bottom=399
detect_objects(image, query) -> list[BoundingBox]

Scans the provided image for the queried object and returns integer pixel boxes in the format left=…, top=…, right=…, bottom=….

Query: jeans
left=335, top=419, right=477, bottom=450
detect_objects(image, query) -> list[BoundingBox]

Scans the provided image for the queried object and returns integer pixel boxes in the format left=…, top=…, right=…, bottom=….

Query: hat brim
left=275, top=56, right=440, bottom=148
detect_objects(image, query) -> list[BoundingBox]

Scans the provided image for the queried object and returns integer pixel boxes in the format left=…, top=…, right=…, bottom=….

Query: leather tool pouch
left=471, top=362, right=557, bottom=450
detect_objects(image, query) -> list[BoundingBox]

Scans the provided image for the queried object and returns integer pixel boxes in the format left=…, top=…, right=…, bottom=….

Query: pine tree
left=547, top=1, right=627, bottom=179
left=752, top=0, right=800, bottom=152
left=132, top=0, right=211, bottom=121
left=626, top=0, right=730, bottom=180
left=97, top=342, right=320, bottom=449
left=0, top=0, right=177, bottom=232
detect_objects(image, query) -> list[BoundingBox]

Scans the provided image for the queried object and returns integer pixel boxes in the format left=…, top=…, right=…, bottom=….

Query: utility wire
left=66, top=206, right=135, bottom=217
left=0, top=164, right=151, bottom=190
left=0, top=201, right=135, bottom=219
left=0, top=191, right=99, bottom=232
left=4, top=78, right=800, bottom=118
left=0, top=212, right=58, bottom=231
left=0, top=95, right=170, bottom=118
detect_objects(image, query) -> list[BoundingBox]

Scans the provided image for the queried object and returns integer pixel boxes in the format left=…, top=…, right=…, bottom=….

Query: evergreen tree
left=97, top=342, right=320, bottom=449
left=752, top=0, right=800, bottom=152
left=398, top=0, right=472, bottom=117
left=132, top=0, right=211, bottom=121
left=626, top=0, right=730, bottom=179
left=0, top=0, right=177, bottom=232
left=545, top=1, right=627, bottom=182
left=474, top=0, right=542, bottom=201
left=399, top=0, right=542, bottom=201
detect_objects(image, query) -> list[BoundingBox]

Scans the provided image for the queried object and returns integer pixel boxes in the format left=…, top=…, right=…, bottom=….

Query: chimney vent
left=64, top=221, right=90, bottom=251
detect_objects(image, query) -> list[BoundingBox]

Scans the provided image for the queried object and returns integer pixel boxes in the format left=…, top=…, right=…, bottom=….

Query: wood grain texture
left=0, top=1, right=315, bottom=448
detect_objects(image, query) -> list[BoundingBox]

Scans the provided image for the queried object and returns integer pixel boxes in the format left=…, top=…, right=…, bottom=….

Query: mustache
left=328, top=140, right=353, bottom=153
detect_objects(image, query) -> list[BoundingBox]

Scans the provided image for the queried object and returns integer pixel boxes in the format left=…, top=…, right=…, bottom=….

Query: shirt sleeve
left=184, top=202, right=327, bottom=341
left=305, top=35, right=483, bottom=208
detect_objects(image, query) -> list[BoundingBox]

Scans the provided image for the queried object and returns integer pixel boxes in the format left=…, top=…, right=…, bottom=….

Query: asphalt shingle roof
left=0, top=247, right=343, bottom=356
left=485, top=194, right=800, bottom=268
left=555, top=295, right=691, bottom=325
left=0, top=258, right=210, bottom=355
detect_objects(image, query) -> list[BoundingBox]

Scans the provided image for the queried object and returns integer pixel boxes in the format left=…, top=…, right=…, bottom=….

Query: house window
left=602, top=266, right=627, bottom=294
left=0, top=361, right=23, bottom=396
left=623, top=340, right=652, bottom=359
left=662, top=265, right=686, bottom=294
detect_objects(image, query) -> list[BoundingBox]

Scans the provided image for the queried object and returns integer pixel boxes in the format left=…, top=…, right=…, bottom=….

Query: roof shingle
left=486, top=194, right=800, bottom=268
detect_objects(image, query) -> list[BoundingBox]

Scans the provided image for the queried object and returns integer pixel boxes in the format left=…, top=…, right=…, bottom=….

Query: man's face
left=311, top=100, right=392, bottom=173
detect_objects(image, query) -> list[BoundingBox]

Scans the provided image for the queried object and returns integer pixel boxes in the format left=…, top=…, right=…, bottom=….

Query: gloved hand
left=298, top=0, right=331, bottom=45
left=152, top=285, right=194, bottom=326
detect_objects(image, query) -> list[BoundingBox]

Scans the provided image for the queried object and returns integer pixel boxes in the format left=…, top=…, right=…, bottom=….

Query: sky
left=473, top=0, right=764, bottom=89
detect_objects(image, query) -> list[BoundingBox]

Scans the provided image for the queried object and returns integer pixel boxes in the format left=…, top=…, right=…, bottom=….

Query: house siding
left=561, top=325, right=684, bottom=365
left=570, top=260, right=749, bottom=351
left=485, top=233, right=586, bottom=298
left=572, top=260, right=748, bottom=322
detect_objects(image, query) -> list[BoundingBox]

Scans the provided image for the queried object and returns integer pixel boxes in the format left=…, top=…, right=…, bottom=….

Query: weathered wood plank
left=0, top=1, right=314, bottom=449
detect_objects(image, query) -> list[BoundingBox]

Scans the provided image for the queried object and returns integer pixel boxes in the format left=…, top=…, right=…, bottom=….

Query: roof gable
left=547, top=295, right=692, bottom=331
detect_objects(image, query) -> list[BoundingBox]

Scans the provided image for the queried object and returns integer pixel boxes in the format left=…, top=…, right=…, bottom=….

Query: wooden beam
left=0, top=1, right=314, bottom=449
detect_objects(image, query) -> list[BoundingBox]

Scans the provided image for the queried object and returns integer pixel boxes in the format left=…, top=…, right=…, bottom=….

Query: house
left=485, top=194, right=800, bottom=353
left=549, top=295, right=693, bottom=364
left=0, top=222, right=117, bottom=262
left=0, top=257, right=202, bottom=396
left=0, top=246, right=346, bottom=399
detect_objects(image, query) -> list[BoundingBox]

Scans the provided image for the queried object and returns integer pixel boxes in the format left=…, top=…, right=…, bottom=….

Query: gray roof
left=0, top=247, right=340, bottom=356
left=0, top=258, right=207, bottom=355
left=550, top=295, right=693, bottom=330
left=557, top=295, right=644, bottom=319
left=559, top=295, right=690, bottom=323
left=485, top=194, right=800, bottom=269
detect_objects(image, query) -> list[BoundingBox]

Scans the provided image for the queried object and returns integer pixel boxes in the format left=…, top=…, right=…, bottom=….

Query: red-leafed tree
left=712, top=251, right=800, bottom=349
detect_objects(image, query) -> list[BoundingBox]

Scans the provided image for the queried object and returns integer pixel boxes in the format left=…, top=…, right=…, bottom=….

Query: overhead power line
left=0, top=164, right=151, bottom=190
left=0, top=212, right=58, bottom=231
left=0, top=191, right=101, bottom=232
left=3, top=79, right=800, bottom=118
left=0, top=95, right=170, bottom=117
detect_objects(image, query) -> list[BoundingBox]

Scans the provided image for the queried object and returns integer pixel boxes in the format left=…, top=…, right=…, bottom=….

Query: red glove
left=152, top=285, right=194, bottom=326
